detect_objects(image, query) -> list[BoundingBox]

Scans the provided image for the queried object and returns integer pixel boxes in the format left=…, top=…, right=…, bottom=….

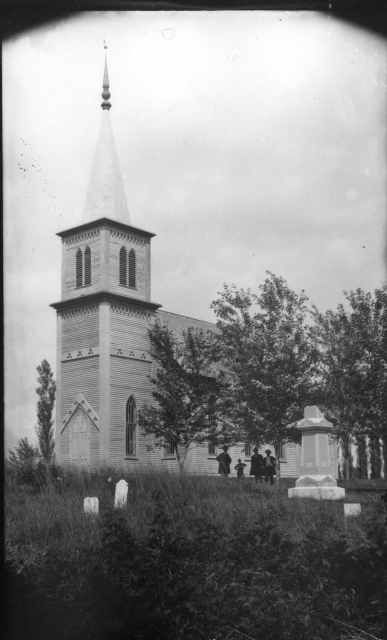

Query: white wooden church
left=52, top=57, right=338, bottom=478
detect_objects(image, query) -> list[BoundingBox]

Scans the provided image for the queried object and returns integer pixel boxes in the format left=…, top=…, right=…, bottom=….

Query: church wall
left=61, top=357, right=100, bottom=427
left=109, top=356, right=153, bottom=467
left=63, top=233, right=101, bottom=300
left=109, top=230, right=148, bottom=301
left=110, top=306, right=153, bottom=352
left=284, top=442, right=297, bottom=476
left=61, top=306, right=99, bottom=353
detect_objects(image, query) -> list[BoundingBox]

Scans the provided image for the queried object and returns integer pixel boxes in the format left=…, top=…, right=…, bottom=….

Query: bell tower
left=51, top=50, right=161, bottom=467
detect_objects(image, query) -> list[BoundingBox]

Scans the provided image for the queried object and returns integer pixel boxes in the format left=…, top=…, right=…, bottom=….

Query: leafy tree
left=35, top=359, right=56, bottom=464
left=312, top=286, right=387, bottom=479
left=356, top=436, right=368, bottom=479
left=8, top=437, right=40, bottom=467
left=8, top=437, right=43, bottom=485
left=138, top=320, right=224, bottom=472
left=211, top=273, right=318, bottom=481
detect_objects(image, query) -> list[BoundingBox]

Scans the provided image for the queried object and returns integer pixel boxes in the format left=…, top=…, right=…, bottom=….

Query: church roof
left=156, top=310, right=217, bottom=338
left=82, top=53, right=131, bottom=225
left=155, top=310, right=227, bottom=377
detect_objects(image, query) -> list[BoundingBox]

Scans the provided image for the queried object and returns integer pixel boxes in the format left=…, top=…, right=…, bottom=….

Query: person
left=249, top=446, right=264, bottom=483
left=264, top=449, right=276, bottom=485
left=216, top=446, right=232, bottom=478
left=234, top=459, right=246, bottom=480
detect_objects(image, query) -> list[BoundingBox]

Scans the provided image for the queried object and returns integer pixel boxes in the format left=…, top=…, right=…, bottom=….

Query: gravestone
left=84, top=496, right=99, bottom=515
left=288, top=406, right=345, bottom=500
left=114, top=479, right=129, bottom=508
left=344, top=503, right=361, bottom=517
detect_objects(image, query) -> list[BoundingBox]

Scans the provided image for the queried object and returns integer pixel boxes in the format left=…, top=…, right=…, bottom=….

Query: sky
left=3, top=10, right=387, bottom=449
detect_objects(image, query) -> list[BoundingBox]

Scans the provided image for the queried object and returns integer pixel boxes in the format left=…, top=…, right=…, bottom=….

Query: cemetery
left=5, top=458, right=387, bottom=640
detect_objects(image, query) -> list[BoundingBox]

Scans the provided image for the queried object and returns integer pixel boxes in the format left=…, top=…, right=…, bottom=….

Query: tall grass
left=5, top=466, right=387, bottom=640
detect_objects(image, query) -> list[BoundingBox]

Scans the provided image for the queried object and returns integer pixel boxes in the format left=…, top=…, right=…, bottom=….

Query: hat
left=265, top=449, right=271, bottom=455
left=253, top=447, right=258, bottom=452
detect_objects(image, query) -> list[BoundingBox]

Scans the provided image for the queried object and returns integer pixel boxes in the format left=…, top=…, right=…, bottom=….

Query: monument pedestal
left=289, top=477, right=345, bottom=499
left=287, top=407, right=345, bottom=501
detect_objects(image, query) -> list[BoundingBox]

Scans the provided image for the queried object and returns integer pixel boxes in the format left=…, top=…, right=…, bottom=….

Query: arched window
left=76, top=249, right=83, bottom=288
left=128, top=249, right=136, bottom=288
left=119, top=246, right=127, bottom=285
left=84, top=246, right=91, bottom=285
left=126, top=395, right=137, bottom=456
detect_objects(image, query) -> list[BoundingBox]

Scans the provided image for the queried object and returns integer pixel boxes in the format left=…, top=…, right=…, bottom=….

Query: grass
left=5, top=465, right=387, bottom=640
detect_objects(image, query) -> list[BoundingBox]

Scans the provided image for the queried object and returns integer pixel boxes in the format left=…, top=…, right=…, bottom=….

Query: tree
left=138, top=320, right=224, bottom=472
left=9, top=437, right=40, bottom=467
left=35, top=359, right=56, bottom=464
left=8, top=437, right=42, bottom=484
left=211, top=273, right=318, bottom=482
left=312, top=286, right=387, bottom=479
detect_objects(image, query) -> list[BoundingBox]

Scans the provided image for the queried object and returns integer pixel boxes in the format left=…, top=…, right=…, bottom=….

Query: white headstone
left=84, top=496, right=99, bottom=515
left=344, top=503, right=361, bottom=517
left=114, top=479, right=129, bottom=508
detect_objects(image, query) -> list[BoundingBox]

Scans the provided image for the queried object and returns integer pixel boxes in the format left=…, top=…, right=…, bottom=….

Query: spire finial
left=101, top=42, right=111, bottom=110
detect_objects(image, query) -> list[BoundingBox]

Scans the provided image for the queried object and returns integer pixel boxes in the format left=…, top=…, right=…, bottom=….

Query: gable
left=60, top=393, right=99, bottom=433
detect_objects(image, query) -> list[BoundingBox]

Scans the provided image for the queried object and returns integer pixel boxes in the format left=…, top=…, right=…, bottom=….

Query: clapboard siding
left=281, top=443, right=296, bottom=477
left=109, top=233, right=148, bottom=300
left=61, top=358, right=100, bottom=428
left=64, top=236, right=101, bottom=300
left=60, top=423, right=70, bottom=466
left=62, top=307, right=99, bottom=353
left=91, top=421, right=99, bottom=467
left=110, top=309, right=152, bottom=352
left=110, top=356, right=153, bottom=467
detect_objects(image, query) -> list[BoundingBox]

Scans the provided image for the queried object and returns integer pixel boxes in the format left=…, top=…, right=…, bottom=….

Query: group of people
left=216, top=446, right=277, bottom=485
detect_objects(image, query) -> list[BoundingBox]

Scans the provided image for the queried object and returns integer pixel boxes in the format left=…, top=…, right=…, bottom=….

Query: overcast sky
left=3, top=11, right=386, bottom=448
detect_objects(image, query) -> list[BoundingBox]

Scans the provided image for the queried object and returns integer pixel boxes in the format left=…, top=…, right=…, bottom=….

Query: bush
left=5, top=469, right=387, bottom=640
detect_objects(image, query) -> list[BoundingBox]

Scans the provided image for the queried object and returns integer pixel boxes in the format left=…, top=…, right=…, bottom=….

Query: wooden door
left=70, top=408, right=90, bottom=467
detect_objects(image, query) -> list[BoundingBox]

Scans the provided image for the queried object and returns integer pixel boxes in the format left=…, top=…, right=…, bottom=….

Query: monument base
left=288, top=486, right=345, bottom=500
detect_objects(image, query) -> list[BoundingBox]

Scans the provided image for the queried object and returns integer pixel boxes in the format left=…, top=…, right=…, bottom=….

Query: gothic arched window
left=128, top=249, right=136, bottom=288
left=119, top=246, right=127, bottom=285
left=84, top=246, right=91, bottom=285
left=76, top=249, right=83, bottom=288
left=76, top=247, right=92, bottom=288
left=126, top=395, right=137, bottom=456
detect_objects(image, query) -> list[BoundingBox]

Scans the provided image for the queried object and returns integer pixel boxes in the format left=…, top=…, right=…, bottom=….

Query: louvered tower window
left=126, top=395, right=137, bottom=456
left=119, top=246, right=127, bottom=285
left=84, top=246, right=91, bottom=285
left=76, top=249, right=83, bottom=288
left=128, top=249, right=136, bottom=288
left=76, top=247, right=92, bottom=288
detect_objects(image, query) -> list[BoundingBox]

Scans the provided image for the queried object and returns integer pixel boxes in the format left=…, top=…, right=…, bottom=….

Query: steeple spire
left=101, top=44, right=111, bottom=110
left=82, top=46, right=131, bottom=224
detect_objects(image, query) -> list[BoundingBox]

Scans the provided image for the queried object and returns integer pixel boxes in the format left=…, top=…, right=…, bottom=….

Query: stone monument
left=344, top=503, right=361, bottom=517
left=288, top=406, right=345, bottom=500
left=114, top=479, right=129, bottom=508
left=84, top=496, right=99, bottom=515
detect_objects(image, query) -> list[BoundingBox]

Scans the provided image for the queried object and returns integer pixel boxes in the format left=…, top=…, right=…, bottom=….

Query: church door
left=70, top=408, right=90, bottom=467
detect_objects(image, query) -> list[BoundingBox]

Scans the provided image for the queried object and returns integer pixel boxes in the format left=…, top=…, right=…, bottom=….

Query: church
left=51, top=56, right=338, bottom=479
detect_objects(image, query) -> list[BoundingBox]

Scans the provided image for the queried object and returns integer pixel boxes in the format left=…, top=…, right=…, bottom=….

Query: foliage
left=312, top=286, right=387, bottom=478
left=8, top=437, right=43, bottom=487
left=35, top=359, right=56, bottom=464
left=5, top=468, right=387, bottom=640
left=211, top=273, right=318, bottom=478
left=138, top=320, right=225, bottom=471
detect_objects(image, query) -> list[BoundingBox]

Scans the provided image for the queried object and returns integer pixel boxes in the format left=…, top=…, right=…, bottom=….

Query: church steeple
left=101, top=49, right=111, bottom=110
left=82, top=47, right=131, bottom=224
